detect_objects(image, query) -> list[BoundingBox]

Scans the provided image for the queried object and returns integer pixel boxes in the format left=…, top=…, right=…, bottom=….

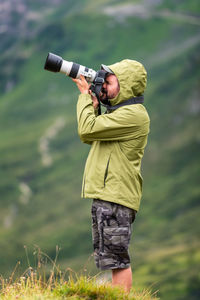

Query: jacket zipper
left=104, top=156, right=110, bottom=187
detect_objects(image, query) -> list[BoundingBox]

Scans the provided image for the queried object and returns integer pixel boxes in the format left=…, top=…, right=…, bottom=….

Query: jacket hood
left=107, top=59, right=147, bottom=106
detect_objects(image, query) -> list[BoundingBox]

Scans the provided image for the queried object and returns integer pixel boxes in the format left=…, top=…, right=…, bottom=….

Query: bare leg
left=112, top=266, right=132, bottom=292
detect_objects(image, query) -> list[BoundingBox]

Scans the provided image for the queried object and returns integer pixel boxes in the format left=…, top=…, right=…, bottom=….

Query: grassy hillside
left=0, top=0, right=200, bottom=299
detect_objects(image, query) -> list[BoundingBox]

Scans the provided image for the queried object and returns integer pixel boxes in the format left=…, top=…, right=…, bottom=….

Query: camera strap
left=90, top=70, right=107, bottom=115
left=102, top=95, right=144, bottom=113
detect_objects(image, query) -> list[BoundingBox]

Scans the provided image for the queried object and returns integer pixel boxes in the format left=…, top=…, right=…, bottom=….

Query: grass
left=0, top=274, right=159, bottom=300
left=0, top=248, right=159, bottom=300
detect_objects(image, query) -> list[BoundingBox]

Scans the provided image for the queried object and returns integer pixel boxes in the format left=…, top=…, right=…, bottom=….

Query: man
left=72, top=59, right=150, bottom=292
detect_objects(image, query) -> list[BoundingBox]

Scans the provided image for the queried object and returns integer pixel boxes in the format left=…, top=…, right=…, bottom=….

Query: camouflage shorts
left=91, top=199, right=136, bottom=270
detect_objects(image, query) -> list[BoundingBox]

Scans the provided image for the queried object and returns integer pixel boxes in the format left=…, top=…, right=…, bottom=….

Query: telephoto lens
left=44, top=52, right=97, bottom=82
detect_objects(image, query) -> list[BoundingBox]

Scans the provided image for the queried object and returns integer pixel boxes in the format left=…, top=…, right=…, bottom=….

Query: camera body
left=44, top=53, right=97, bottom=83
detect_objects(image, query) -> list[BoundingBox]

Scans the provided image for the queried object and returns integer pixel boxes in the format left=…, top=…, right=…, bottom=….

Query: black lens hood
left=44, top=53, right=63, bottom=72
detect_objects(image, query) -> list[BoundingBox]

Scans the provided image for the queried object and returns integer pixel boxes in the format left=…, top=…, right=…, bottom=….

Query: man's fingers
left=80, top=75, right=86, bottom=81
left=72, top=78, right=80, bottom=83
left=72, top=75, right=85, bottom=81
left=72, top=75, right=86, bottom=83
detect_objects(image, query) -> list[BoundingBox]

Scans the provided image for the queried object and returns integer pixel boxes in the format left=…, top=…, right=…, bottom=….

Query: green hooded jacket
left=76, top=59, right=150, bottom=211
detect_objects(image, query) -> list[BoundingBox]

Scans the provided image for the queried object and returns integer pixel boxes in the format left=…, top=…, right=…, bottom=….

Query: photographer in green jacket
left=72, top=59, right=150, bottom=292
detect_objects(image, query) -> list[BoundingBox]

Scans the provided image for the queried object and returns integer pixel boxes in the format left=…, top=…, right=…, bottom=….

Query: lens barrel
left=44, top=53, right=63, bottom=72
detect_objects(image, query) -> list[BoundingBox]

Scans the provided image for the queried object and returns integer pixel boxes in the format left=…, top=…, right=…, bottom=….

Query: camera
left=44, top=52, right=97, bottom=83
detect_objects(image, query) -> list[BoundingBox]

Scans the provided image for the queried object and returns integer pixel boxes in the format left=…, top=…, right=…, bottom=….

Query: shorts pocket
left=103, top=226, right=130, bottom=253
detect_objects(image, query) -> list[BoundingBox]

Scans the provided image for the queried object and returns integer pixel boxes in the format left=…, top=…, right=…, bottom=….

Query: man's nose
left=102, top=82, right=107, bottom=89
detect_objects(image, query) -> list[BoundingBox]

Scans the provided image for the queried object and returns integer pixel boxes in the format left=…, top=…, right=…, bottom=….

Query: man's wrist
left=81, top=90, right=89, bottom=94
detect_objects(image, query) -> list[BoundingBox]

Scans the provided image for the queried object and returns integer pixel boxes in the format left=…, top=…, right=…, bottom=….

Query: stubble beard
left=99, top=89, right=109, bottom=103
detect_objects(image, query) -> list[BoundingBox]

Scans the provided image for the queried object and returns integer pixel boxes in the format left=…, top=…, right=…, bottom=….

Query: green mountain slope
left=0, top=1, right=200, bottom=299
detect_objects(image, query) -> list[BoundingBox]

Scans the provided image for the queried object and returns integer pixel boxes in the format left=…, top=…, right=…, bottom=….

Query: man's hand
left=72, top=75, right=99, bottom=109
left=72, top=75, right=89, bottom=94
left=89, top=90, right=99, bottom=109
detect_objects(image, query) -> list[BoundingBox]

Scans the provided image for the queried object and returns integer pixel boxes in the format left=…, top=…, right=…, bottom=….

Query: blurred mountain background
left=0, top=0, right=200, bottom=299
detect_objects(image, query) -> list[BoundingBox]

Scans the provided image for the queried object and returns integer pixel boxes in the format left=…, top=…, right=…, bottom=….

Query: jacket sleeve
left=77, top=94, right=149, bottom=143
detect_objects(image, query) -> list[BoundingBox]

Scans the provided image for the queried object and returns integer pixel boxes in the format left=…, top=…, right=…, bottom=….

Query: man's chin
left=100, top=97, right=110, bottom=105
left=100, top=94, right=107, bottom=102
